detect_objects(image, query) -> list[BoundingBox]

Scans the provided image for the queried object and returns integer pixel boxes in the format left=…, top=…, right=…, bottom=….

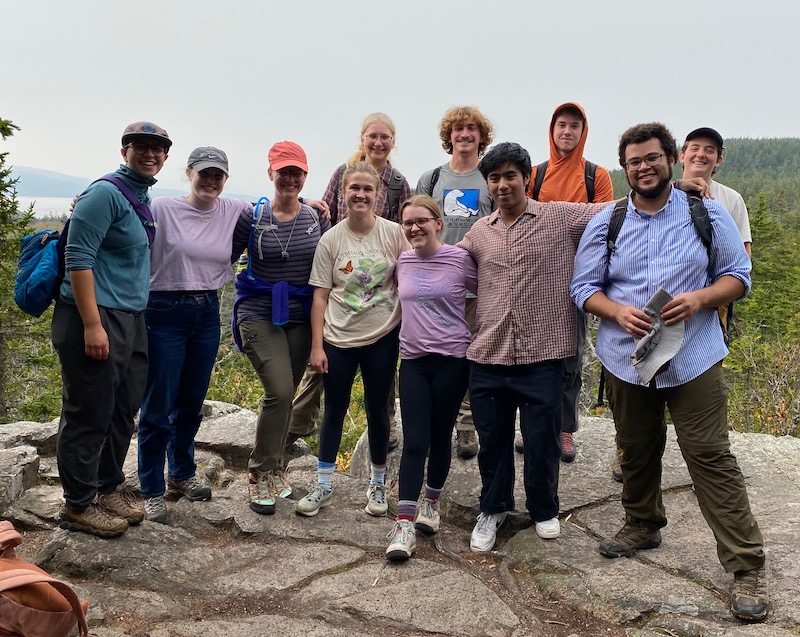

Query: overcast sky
left=3, top=0, right=798, bottom=198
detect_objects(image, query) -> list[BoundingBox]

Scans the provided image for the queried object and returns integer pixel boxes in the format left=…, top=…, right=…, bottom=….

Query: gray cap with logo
left=187, top=146, right=229, bottom=175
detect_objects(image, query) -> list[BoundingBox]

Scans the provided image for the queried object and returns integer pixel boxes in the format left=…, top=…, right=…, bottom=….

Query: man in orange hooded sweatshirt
left=515, top=102, right=613, bottom=463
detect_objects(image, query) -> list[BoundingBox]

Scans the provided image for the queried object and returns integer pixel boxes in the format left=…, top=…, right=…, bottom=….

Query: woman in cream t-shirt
left=296, top=162, right=408, bottom=518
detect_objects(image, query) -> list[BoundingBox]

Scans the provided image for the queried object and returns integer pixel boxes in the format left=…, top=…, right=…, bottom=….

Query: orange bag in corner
left=0, top=521, right=88, bottom=637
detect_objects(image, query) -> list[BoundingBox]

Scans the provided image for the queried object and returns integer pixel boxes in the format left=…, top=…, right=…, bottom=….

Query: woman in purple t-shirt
left=385, top=195, right=477, bottom=562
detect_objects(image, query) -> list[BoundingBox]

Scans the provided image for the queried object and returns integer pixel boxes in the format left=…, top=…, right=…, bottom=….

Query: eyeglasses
left=624, top=152, right=665, bottom=171
left=401, top=217, right=437, bottom=228
left=126, top=142, right=167, bottom=156
left=364, top=133, right=393, bottom=143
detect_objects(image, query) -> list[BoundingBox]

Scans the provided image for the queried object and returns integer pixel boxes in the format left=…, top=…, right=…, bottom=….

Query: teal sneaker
left=248, top=471, right=276, bottom=515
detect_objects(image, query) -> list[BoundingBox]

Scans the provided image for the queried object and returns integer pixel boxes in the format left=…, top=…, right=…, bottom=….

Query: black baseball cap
left=684, top=127, right=724, bottom=151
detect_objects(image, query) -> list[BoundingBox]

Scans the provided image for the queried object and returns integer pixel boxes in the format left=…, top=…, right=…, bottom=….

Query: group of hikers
left=51, top=104, right=768, bottom=623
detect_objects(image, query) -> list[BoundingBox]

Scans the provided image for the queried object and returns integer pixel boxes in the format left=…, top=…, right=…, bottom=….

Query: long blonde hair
left=346, top=112, right=397, bottom=166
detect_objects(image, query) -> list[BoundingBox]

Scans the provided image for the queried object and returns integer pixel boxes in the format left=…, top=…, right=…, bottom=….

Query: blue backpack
left=14, top=175, right=156, bottom=317
left=14, top=229, right=62, bottom=317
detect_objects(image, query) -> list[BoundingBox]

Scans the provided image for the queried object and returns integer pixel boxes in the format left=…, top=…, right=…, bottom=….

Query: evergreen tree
left=0, top=118, right=35, bottom=418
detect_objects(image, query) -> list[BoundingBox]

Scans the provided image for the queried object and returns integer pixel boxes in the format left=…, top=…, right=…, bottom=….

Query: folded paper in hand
left=631, top=288, right=685, bottom=384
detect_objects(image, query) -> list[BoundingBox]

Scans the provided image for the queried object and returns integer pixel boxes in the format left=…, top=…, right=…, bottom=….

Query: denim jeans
left=138, top=291, right=220, bottom=498
left=470, top=359, right=564, bottom=522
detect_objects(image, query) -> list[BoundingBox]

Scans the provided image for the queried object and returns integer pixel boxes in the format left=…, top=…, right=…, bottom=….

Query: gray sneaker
left=272, top=469, right=293, bottom=499
left=97, top=485, right=144, bottom=525
left=144, top=495, right=168, bottom=524
left=415, top=498, right=440, bottom=534
left=296, top=485, right=333, bottom=517
left=365, top=483, right=388, bottom=517
left=60, top=503, right=128, bottom=538
left=168, top=474, right=212, bottom=501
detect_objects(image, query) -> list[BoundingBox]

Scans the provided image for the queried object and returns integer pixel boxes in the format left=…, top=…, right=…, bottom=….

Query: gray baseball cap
left=187, top=147, right=229, bottom=175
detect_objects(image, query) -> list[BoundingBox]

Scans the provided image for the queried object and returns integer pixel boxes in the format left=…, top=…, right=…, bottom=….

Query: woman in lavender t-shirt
left=385, top=195, right=478, bottom=562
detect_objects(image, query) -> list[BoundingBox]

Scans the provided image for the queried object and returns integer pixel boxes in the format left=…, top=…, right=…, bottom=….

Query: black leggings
left=397, top=354, right=469, bottom=502
left=318, top=327, right=399, bottom=465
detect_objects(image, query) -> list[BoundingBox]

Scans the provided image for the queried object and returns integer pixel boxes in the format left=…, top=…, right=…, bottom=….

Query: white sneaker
left=415, top=498, right=440, bottom=534
left=365, top=483, right=388, bottom=517
left=535, top=516, right=560, bottom=539
left=295, top=485, right=332, bottom=517
left=385, top=520, right=416, bottom=562
left=470, top=511, right=507, bottom=553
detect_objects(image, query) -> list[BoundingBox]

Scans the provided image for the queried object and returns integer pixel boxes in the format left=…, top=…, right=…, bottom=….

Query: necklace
left=267, top=204, right=303, bottom=263
left=256, top=201, right=301, bottom=262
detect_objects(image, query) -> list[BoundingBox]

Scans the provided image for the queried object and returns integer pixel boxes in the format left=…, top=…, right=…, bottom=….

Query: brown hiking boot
left=457, top=430, right=479, bottom=459
left=731, top=566, right=769, bottom=622
left=611, top=445, right=624, bottom=482
left=97, top=485, right=144, bottom=525
left=599, top=521, right=662, bottom=558
left=60, top=503, right=128, bottom=538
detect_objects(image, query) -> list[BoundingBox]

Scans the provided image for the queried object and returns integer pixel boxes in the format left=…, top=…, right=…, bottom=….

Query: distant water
left=18, top=196, right=73, bottom=218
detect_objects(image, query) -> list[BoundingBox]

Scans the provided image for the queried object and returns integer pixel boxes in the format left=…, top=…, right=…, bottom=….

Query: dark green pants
left=606, top=362, right=764, bottom=573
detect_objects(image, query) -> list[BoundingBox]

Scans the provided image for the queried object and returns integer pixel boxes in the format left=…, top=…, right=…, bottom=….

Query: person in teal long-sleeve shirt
left=52, top=121, right=170, bottom=538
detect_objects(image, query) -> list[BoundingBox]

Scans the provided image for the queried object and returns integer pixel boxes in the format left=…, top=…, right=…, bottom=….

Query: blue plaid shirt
left=571, top=187, right=751, bottom=387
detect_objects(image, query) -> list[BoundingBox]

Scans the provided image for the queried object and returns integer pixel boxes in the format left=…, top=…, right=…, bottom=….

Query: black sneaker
left=731, top=566, right=769, bottom=622
left=599, top=521, right=662, bottom=558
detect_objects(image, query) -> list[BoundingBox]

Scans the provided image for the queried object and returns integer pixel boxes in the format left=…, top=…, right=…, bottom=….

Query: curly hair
left=439, top=106, right=494, bottom=156
left=618, top=123, right=678, bottom=168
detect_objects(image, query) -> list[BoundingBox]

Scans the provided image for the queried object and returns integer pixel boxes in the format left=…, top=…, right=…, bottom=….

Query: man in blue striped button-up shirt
left=571, top=122, right=768, bottom=623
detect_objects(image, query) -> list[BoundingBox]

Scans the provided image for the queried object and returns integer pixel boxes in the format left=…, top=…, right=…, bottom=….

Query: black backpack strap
left=426, top=165, right=442, bottom=196
left=687, top=191, right=713, bottom=258
left=387, top=168, right=405, bottom=221
left=584, top=160, right=598, bottom=203
left=531, top=161, right=548, bottom=201
left=606, top=199, right=628, bottom=263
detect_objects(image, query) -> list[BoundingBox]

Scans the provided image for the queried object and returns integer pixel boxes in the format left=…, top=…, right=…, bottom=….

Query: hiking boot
left=456, top=430, right=479, bottom=459
left=97, top=485, right=144, bottom=525
left=248, top=471, right=276, bottom=515
left=144, top=495, right=168, bottom=524
left=365, top=483, right=388, bottom=517
left=514, top=433, right=524, bottom=454
left=599, top=521, right=662, bottom=558
left=731, top=566, right=769, bottom=622
left=415, top=498, right=440, bottom=534
left=273, top=469, right=293, bottom=499
left=385, top=520, right=416, bottom=562
left=388, top=422, right=400, bottom=452
left=611, top=445, right=624, bottom=483
left=284, top=432, right=302, bottom=449
left=296, top=484, right=333, bottom=517
left=168, top=474, right=212, bottom=501
left=560, top=432, right=576, bottom=463
left=60, top=503, right=128, bottom=538
left=535, top=516, right=561, bottom=539
left=470, top=511, right=507, bottom=553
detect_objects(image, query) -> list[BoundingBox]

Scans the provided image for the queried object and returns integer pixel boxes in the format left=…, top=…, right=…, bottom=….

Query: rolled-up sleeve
left=571, top=209, right=613, bottom=310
